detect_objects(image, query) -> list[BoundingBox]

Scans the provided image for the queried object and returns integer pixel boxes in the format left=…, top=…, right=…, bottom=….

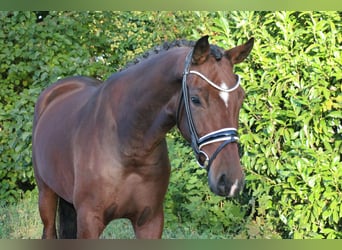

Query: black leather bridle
left=177, top=49, right=240, bottom=171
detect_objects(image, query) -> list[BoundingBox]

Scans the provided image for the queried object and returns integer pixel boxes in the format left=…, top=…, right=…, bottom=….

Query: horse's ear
left=192, top=35, right=210, bottom=65
left=225, top=37, right=254, bottom=65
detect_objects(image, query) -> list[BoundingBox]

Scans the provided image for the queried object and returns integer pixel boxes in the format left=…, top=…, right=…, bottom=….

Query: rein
left=177, top=49, right=240, bottom=170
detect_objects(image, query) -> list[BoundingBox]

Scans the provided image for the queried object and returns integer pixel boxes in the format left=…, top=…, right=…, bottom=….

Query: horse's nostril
left=218, top=174, right=226, bottom=185
left=215, top=175, right=241, bottom=197
left=217, top=174, right=227, bottom=194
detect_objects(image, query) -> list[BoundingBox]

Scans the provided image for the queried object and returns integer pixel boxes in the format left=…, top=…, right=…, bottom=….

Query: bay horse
left=32, top=35, right=254, bottom=239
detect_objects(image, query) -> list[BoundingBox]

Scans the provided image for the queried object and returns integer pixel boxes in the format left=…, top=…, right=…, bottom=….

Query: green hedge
left=0, top=11, right=341, bottom=238
left=166, top=11, right=341, bottom=239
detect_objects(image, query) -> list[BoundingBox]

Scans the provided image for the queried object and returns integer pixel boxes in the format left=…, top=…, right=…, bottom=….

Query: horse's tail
left=58, top=197, right=77, bottom=239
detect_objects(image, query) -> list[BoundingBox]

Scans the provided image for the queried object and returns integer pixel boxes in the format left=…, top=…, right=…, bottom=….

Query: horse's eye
left=191, top=96, right=201, bottom=106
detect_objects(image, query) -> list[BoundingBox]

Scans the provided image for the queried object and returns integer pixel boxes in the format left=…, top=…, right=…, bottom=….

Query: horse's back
left=33, top=76, right=101, bottom=125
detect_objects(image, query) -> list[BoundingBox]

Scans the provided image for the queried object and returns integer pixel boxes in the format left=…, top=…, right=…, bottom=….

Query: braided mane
left=122, top=39, right=224, bottom=70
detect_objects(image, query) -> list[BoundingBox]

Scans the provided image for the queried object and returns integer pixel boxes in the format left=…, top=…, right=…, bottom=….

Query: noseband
left=177, top=49, right=240, bottom=170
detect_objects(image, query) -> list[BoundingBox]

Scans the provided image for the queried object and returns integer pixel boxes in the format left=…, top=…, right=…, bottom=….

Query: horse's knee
left=133, top=209, right=164, bottom=239
left=76, top=209, right=105, bottom=239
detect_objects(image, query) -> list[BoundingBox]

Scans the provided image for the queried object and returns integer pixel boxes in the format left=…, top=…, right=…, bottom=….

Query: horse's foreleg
left=76, top=207, right=106, bottom=239
left=37, top=184, right=58, bottom=239
left=132, top=208, right=164, bottom=239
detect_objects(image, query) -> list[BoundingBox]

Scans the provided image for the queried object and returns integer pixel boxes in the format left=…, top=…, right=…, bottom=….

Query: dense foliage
left=176, top=11, right=341, bottom=239
left=0, top=11, right=341, bottom=238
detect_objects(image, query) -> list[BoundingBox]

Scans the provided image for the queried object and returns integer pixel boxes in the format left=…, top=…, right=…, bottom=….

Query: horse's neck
left=105, top=49, right=187, bottom=159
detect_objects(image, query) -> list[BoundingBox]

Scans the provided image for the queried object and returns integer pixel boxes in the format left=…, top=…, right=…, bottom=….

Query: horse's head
left=178, top=35, right=254, bottom=197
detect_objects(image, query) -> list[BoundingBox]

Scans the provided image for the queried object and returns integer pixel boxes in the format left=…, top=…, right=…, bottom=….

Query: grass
left=0, top=190, right=42, bottom=239
left=102, top=220, right=228, bottom=239
left=0, top=189, right=281, bottom=239
left=0, top=189, right=228, bottom=239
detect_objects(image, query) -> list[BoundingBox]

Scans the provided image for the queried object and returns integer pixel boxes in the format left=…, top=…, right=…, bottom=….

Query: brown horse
left=32, top=35, right=254, bottom=239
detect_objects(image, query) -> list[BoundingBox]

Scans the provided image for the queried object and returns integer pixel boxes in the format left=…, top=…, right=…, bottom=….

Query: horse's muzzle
left=209, top=172, right=245, bottom=197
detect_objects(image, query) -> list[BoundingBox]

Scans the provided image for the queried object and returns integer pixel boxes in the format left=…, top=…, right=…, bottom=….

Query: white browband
left=186, top=70, right=241, bottom=93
